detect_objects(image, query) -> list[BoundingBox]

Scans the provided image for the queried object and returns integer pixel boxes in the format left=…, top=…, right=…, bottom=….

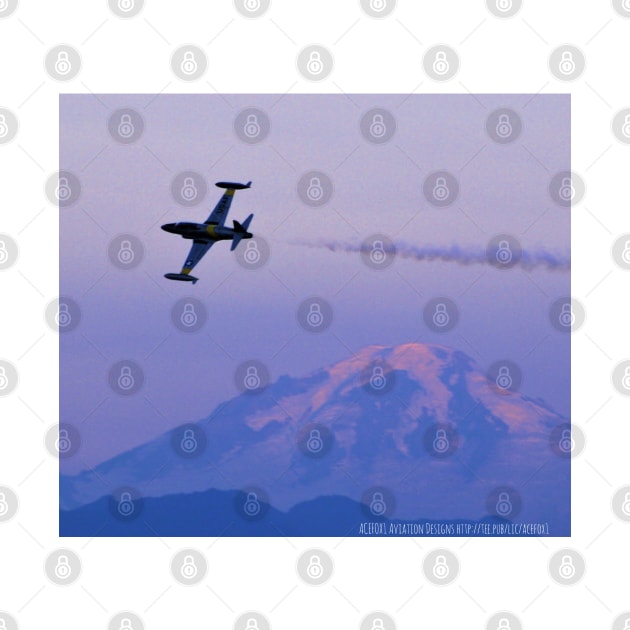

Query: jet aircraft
left=161, top=181, right=253, bottom=284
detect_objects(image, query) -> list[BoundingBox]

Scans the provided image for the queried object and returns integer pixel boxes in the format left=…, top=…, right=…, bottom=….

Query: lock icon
left=180, top=302, right=197, bottom=327
left=117, top=114, right=134, bottom=138
left=307, top=51, right=323, bottom=75
left=370, top=491, right=386, bottom=515
left=306, top=554, right=323, bottom=578
left=623, top=367, right=630, bottom=390
left=433, top=428, right=449, bottom=453
left=559, top=429, right=574, bottom=453
left=495, top=366, right=512, bottom=390
left=370, top=0, right=386, bottom=9
left=621, top=240, right=630, bottom=264
left=307, top=177, right=324, bottom=201
left=623, top=619, right=630, bottom=630
left=370, top=365, right=386, bottom=390
left=244, top=492, right=260, bottom=515
left=54, top=554, right=72, bottom=579
left=55, top=51, right=72, bottom=75
left=181, top=429, right=198, bottom=453
left=495, top=240, right=512, bottom=264
left=117, top=366, right=135, bottom=390
left=558, top=303, right=574, bottom=328
left=118, top=0, right=134, bottom=11
left=179, top=429, right=198, bottom=453
left=244, top=0, right=261, bottom=10
left=244, top=241, right=261, bottom=264
left=56, top=302, right=72, bottom=328
left=369, top=114, right=386, bottom=138
left=622, top=492, right=630, bottom=516
left=244, top=114, right=260, bottom=138
left=497, top=618, right=512, bottom=629
left=181, top=51, right=198, bottom=75
left=432, top=555, right=450, bottom=579
left=307, top=303, right=324, bottom=327
left=0, top=367, right=7, bottom=390
left=56, top=428, right=71, bottom=454
left=432, top=303, right=449, bottom=327
left=496, top=491, right=512, bottom=515
left=0, top=114, right=8, bottom=138
left=432, top=51, right=449, bottom=75
left=432, top=176, right=449, bottom=201
left=180, top=303, right=198, bottom=327
left=244, top=366, right=261, bottom=390
left=495, top=0, right=512, bottom=11
left=622, top=114, right=630, bottom=138
left=624, top=0, right=630, bottom=10
left=118, top=491, right=134, bottom=516
left=559, top=176, right=574, bottom=202
left=181, top=177, right=197, bottom=201
left=0, top=241, right=7, bottom=264
left=558, top=51, right=576, bottom=75
left=245, top=619, right=260, bottom=630
left=181, top=555, right=198, bottom=579
left=369, top=240, right=386, bottom=264
left=119, top=618, right=134, bottom=630
left=56, top=176, right=71, bottom=202
left=371, top=619, right=385, bottom=630
left=558, top=554, right=575, bottom=579
left=495, top=114, right=513, bottom=138
left=0, top=492, right=8, bottom=516
left=117, top=240, right=135, bottom=264
left=307, top=429, right=323, bottom=453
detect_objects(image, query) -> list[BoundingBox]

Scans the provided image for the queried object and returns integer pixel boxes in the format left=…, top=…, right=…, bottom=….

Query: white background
left=0, top=0, right=629, bottom=628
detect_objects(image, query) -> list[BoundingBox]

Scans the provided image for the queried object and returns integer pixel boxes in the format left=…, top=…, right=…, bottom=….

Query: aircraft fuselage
left=161, top=222, right=252, bottom=242
left=161, top=180, right=254, bottom=284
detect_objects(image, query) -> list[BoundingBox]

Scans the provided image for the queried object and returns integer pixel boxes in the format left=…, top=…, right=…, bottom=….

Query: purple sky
left=60, top=93, right=570, bottom=473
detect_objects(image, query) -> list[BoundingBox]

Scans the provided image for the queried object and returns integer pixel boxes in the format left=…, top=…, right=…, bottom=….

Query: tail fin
left=231, top=214, right=254, bottom=251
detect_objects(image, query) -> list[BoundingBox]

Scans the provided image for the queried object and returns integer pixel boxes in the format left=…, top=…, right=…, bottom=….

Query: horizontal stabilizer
left=215, top=181, right=252, bottom=190
left=164, top=273, right=199, bottom=284
left=230, top=232, right=245, bottom=251
left=241, top=213, right=254, bottom=232
left=231, top=213, right=254, bottom=251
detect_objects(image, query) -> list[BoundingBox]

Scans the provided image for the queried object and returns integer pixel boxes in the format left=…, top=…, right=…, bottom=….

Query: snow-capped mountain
left=60, top=343, right=570, bottom=532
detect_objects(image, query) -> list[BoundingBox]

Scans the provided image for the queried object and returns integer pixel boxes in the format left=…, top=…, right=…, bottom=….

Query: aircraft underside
left=161, top=180, right=254, bottom=284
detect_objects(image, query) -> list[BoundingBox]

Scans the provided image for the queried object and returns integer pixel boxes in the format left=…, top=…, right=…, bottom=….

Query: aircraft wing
left=204, top=189, right=235, bottom=227
left=180, top=239, right=215, bottom=275
left=204, top=181, right=251, bottom=226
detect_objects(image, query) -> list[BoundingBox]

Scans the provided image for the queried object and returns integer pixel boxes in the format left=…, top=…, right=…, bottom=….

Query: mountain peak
left=61, top=341, right=569, bottom=531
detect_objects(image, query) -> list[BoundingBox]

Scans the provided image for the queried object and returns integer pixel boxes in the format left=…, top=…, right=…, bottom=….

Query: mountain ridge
left=60, top=342, right=570, bottom=533
left=60, top=487, right=554, bottom=537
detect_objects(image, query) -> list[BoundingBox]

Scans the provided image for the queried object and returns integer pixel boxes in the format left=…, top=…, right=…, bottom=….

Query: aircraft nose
left=161, top=223, right=176, bottom=233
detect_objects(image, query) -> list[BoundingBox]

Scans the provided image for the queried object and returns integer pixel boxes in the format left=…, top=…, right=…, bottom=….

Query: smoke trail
left=294, top=239, right=570, bottom=271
